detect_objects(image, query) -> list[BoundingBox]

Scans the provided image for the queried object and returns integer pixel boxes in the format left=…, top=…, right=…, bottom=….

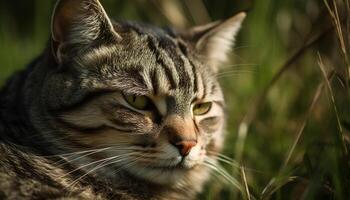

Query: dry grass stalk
left=317, top=53, right=348, bottom=156
left=240, top=165, right=251, bottom=200
left=261, top=70, right=335, bottom=199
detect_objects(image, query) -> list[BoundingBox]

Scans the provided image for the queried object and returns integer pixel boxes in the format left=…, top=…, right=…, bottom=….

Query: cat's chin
left=126, top=161, right=202, bottom=185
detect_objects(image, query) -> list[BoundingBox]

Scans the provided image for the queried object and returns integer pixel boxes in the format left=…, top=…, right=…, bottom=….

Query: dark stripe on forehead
left=150, top=68, right=159, bottom=95
left=201, top=73, right=207, bottom=99
left=117, top=66, right=150, bottom=92
left=177, top=39, right=198, bottom=93
left=146, top=36, right=177, bottom=89
left=158, top=37, right=191, bottom=89
left=118, top=66, right=146, bottom=83
left=189, top=59, right=199, bottom=93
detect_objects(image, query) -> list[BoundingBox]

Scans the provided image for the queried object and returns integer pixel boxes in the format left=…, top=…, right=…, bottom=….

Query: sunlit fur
left=0, top=0, right=245, bottom=199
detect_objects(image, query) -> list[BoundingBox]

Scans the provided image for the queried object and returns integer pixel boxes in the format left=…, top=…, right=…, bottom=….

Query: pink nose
left=173, top=140, right=197, bottom=156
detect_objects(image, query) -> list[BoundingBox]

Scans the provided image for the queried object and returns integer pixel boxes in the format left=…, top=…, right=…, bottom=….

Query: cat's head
left=30, top=0, right=245, bottom=186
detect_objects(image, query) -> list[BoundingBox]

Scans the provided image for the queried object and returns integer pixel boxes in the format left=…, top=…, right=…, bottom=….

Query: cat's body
left=0, top=0, right=245, bottom=199
left=0, top=144, right=194, bottom=200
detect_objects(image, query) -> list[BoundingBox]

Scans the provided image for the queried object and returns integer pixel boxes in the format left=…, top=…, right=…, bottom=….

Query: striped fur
left=0, top=0, right=245, bottom=199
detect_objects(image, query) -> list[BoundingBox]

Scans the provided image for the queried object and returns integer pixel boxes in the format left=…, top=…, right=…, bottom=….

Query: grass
left=0, top=0, right=349, bottom=199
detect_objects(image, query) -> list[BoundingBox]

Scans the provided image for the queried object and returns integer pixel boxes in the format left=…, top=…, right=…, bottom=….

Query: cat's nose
left=163, top=115, right=197, bottom=156
left=172, top=140, right=197, bottom=156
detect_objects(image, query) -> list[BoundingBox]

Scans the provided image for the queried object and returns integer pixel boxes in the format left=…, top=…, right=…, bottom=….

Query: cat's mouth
left=145, top=157, right=201, bottom=172
left=124, top=156, right=204, bottom=184
left=148, top=164, right=187, bottom=171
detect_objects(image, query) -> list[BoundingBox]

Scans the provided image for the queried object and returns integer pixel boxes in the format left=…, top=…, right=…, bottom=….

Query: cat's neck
left=0, top=53, right=54, bottom=155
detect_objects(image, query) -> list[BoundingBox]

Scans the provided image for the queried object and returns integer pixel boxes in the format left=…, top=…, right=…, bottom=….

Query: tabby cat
left=0, top=0, right=245, bottom=199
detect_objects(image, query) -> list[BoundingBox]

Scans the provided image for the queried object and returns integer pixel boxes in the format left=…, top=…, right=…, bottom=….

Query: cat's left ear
left=184, top=12, right=246, bottom=72
left=51, top=0, right=121, bottom=63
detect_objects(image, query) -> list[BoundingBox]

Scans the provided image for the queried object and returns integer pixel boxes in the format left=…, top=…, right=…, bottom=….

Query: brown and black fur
left=0, top=0, right=246, bottom=199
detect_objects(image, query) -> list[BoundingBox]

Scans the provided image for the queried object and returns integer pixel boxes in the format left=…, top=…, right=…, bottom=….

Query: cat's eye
left=193, top=102, right=212, bottom=116
left=123, top=94, right=150, bottom=110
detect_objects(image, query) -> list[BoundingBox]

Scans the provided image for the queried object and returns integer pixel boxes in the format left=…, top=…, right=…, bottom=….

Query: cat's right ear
left=51, top=0, right=121, bottom=63
left=183, top=12, right=246, bottom=73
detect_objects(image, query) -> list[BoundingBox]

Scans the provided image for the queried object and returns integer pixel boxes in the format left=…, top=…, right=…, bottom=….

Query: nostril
left=174, top=140, right=197, bottom=156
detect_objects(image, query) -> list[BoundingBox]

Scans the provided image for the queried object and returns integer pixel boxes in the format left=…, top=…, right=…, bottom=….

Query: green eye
left=193, top=102, right=212, bottom=115
left=123, top=94, right=150, bottom=110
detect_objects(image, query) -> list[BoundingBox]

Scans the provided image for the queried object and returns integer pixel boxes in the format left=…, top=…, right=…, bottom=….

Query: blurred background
left=0, top=0, right=349, bottom=199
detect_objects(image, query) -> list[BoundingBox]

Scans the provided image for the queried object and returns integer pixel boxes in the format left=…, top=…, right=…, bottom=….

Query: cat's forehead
left=116, top=21, right=178, bottom=39
left=76, top=22, right=220, bottom=100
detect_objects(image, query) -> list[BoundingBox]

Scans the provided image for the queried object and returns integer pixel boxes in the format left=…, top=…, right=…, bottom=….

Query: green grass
left=1, top=0, right=349, bottom=199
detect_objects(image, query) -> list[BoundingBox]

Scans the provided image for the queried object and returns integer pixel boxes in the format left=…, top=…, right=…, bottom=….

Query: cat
left=0, top=0, right=245, bottom=199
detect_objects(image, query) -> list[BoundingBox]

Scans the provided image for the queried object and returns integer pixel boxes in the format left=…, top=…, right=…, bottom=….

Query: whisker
left=207, top=151, right=237, bottom=162
left=222, top=64, right=258, bottom=67
left=50, top=145, right=137, bottom=165
left=50, top=145, right=163, bottom=168
left=219, top=63, right=259, bottom=69
left=204, top=158, right=243, bottom=192
left=216, top=71, right=255, bottom=76
left=50, top=147, right=111, bottom=158
left=231, top=45, right=255, bottom=51
left=213, top=157, right=240, bottom=168
left=207, top=152, right=263, bottom=174
left=55, top=148, right=112, bottom=167
left=217, top=68, right=257, bottom=74
left=215, top=70, right=255, bottom=78
left=43, top=147, right=113, bottom=166
left=59, top=153, right=135, bottom=179
left=67, top=156, right=134, bottom=188
left=112, top=158, right=141, bottom=175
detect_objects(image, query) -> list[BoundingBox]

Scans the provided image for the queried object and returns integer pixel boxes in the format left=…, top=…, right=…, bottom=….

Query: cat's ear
left=51, top=0, right=121, bottom=63
left=186, top=12, right=246, bottom=72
